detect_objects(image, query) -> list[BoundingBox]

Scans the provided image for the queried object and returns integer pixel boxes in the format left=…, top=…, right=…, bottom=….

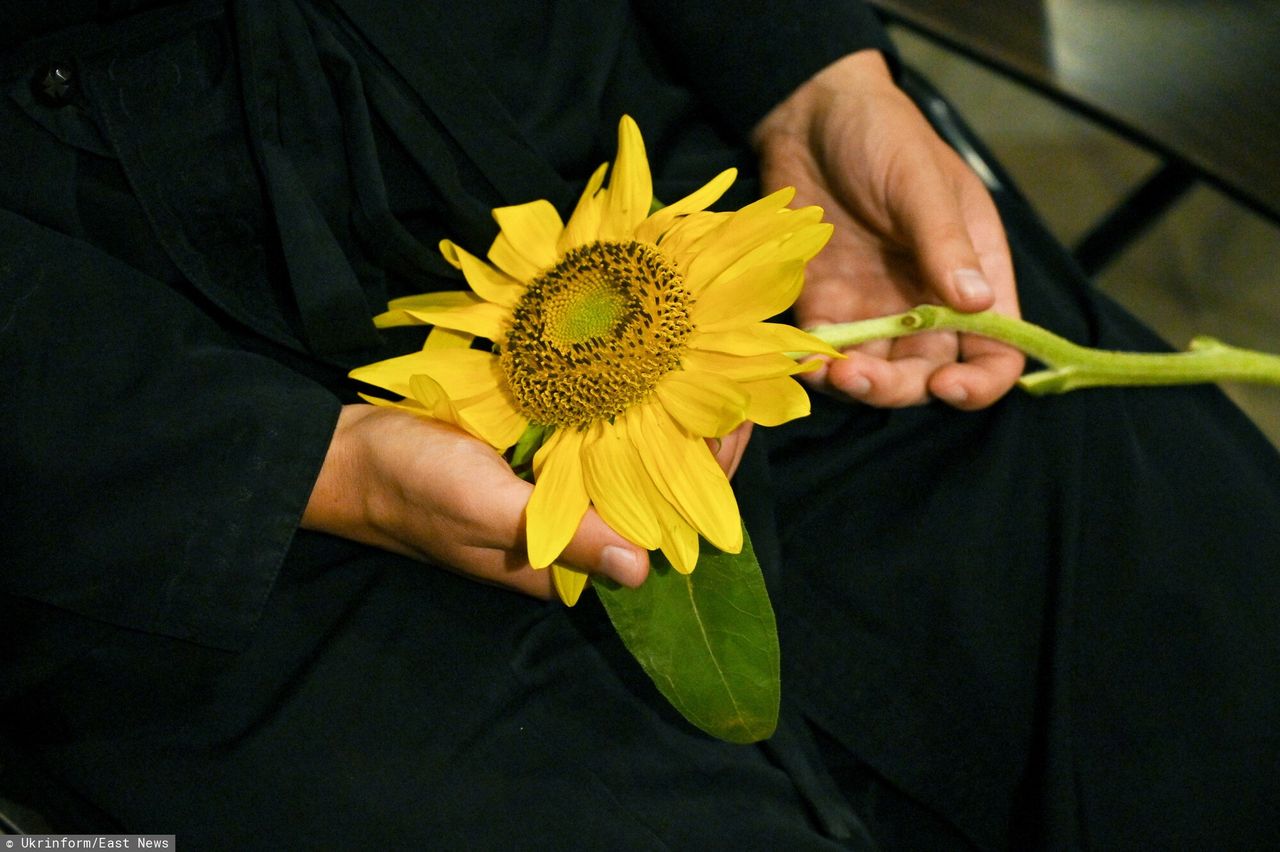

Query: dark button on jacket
left=32, top=62, right=76, bottom=106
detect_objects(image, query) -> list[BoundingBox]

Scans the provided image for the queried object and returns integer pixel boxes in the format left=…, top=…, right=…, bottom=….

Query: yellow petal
left=691, top=322, right=841, bottom=357
left=385, top=290, right=477, bottom=311
left=602, top=415, right=701, bottom=572
left=628, top=403, right=742, bottom=555
left=741, top=375, right=812, bottom=426
left=441, top=240, right=525, bottom=308
left=712, top=222, right=833, bottom=295
left=357, top=392, right=435, bottom=418
left=374, top=310, right=427, bottom=329
left=407, top=374, right=464, bottom=425
left=599, top=115, right=653, bottom=240
left=455, top=385, right=529, bottom=451
left=492, top=199, right=564, bottom=271
left=376, top=290, right=479, bottom=327
left=634, top=167, right=737, bottom=245
left=682, top=188, right=797, bottom=291
left=398, top=300, right=508, bottom=341
left=423, top=327, right=474, bottom=350
left=692, top=260, right=806, bottom=331
left=526, top=427, right=590, bottom=569
left=558, top=162, right=609, bottom=253
left=488, top=231, right=542, bottom=282
left=681, top=349, right=813, bottom=382
left=581, top=420, right=663, bottom=550
left=658, top=210, right=732, bottom=270
left=438, top=239, right=464, bottom=270
left=768, top=220, right=833, bottom=264
left=405, top=374, right=527, bottom=449
left=660, top=512, right=700, bottom=574
left=602, top=413, right=701, bottom=573
left=349, top=350, right=437, bottom=397
left=423, top=349, right=506, bottom=399
left=683, top=201, right=830, bottom=298
left=551, top=563, right=590, bottom=606
left=791, top=357, right=826, bottom=375
left=350, top=348, right=499, bottom=398
left=654, top=370, right=749, bottom=438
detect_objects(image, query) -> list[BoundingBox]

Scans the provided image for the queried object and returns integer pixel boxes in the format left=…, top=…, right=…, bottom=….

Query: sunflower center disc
left=501, top=240, right=694, bottom=428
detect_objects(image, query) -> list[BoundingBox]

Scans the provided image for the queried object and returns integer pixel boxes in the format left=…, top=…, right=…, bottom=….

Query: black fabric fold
left=233, top=0, right=381, bottom=355
left=0, top=208, right=340, bottom=651
left=82, top=0, right=310, bottom=354
left=331, top=0, right=578, bottom=213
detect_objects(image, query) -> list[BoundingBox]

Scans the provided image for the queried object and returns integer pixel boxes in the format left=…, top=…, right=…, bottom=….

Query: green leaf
left=595, top=525, right=779, bottom=743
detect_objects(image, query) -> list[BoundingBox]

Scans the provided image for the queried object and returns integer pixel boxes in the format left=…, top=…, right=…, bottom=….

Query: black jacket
left=4, top=2, right=1280, bottom=848
left=0, top=0, right=892, bottom=650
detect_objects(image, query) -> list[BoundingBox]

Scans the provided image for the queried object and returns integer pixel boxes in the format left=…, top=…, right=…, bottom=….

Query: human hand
left=301, top=404, right=649, bottom=599
left=302, top=405, right=751, bottom=600
left=710, top=421, right=753, bottom=483
left=752, top=50, right=1024, bottom=409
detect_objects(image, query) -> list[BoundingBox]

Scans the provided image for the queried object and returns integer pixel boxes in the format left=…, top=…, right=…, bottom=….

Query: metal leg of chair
left=1072, top=161, right=1196, bottom=276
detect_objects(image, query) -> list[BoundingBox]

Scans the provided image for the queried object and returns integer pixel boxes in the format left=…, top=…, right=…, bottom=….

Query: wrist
left=301, top=403, right=381, bottom=540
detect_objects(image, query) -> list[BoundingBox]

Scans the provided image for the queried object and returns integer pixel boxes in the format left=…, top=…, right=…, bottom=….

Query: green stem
left=807, top=305, right=1280, bottom=395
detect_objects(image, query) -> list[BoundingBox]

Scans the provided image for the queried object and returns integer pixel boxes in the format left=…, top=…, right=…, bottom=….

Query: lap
left=10, top=191, right=1280, bottom=850
left=760, top=187, right=1280, bottom=848
left=14, top=536, right=868, bottom=849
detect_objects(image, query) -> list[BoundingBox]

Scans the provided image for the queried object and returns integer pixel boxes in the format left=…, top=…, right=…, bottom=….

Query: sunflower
left=351, top=116, right=837, bottom=605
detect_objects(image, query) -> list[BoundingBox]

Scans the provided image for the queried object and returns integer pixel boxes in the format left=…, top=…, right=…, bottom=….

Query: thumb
left=557, top=508, right=651, bottom=588
left=899, top=164, right=996, bottom=313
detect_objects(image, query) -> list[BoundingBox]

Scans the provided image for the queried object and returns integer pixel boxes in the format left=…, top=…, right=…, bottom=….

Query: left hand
left=752, top=50, right=1025, bottom=409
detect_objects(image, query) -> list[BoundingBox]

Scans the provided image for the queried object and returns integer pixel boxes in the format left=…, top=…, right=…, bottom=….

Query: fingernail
left=935, top=385, right=968, bottom=405
left=844, top=375, right=872, bottom=396
left=600, top=545, right=641, bottom=587
left=954, top=268, right=992, bottom=302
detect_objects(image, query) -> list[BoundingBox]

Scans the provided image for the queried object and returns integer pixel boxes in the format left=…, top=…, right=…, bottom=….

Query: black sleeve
left=0, top=208, right=341, bottom=651
left=630, top=0, right=898, bottom=139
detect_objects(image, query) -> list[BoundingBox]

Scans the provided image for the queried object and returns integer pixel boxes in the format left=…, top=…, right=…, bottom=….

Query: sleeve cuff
left=1, top=208, right=342, bottom=651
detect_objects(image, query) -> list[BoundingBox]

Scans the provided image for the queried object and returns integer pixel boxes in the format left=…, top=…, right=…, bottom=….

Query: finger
left=825, top=348, right=934, bottom=407
left=470, top=554, right=554, bottom=600
left=441, top=470, right=646, bottom=596
left=929, top=337, right=1026, bottom=410
left=893, top=157, right=997, bottom=313
left=822, top=330, right=957, bottom=407
left=888, top=329, right=958, bottom=368
left=796, top=354, right=833, bottom=389
left=556, top=507, right=651, bottom=588
left=465, top=446, right=649, bottom=590
left=792, top=270, right=893, bottom=393
left=796, top=338, right=887, bottom=394
left=709, top=421, right=754, bottom=479
left=928, top=210, right=1023, bottom=409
